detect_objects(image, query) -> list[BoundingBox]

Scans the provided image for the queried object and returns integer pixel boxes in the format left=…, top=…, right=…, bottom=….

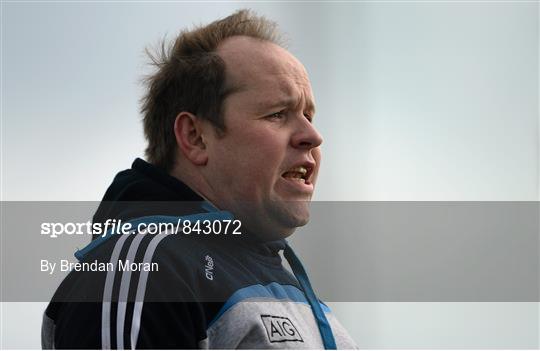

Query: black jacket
left=42, top=159, right=357, bottom=349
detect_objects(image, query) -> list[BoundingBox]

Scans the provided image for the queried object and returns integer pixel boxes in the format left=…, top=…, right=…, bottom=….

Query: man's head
left=142, top=10, right=322, bottom=240
left=142, top=9, right=280, bottom=171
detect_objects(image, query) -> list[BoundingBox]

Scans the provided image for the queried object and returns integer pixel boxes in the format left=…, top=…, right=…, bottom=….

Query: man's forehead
left=217, top=36, right=314, bottom=104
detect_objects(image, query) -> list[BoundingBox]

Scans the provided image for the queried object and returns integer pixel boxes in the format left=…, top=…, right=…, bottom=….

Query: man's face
left=202, top=36, right=323, bottom=240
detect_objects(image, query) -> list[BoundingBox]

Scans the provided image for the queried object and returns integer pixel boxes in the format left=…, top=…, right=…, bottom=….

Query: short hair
left=141, top=9, right=282, bottom=171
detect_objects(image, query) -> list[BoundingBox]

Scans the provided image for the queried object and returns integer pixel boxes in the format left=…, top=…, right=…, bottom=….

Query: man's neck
left=169, top=164, right=221, bottom=211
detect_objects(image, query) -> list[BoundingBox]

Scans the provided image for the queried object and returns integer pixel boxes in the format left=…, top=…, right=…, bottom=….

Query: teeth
left=282, top=166, right=310, bottom=183
left=289, top=166, right=307, bottom=175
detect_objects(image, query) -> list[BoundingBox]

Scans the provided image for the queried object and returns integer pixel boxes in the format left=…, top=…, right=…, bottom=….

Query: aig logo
left=260, top=315, right=303, bottom=343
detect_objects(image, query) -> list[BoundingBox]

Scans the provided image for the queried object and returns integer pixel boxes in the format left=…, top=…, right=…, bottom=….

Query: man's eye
left=304, top=113, right=313, bottom=123
left=267, top=111, right=285, bottom=119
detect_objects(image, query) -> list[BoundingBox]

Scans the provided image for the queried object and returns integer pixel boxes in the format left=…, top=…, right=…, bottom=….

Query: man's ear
left=173, top=112, right=209, bottom=166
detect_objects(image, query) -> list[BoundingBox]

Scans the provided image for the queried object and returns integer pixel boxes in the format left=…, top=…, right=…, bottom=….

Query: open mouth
left=281, top=165, right=313, bottom=185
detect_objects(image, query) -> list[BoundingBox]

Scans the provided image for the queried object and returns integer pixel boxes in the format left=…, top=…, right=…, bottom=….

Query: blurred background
left=1, top=1, right=538, bottom=348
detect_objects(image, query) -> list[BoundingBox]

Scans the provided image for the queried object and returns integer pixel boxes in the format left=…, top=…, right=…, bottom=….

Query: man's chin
left=267, top=200, right=311, bottom=231
left=231, top=200, right=311, bottom=241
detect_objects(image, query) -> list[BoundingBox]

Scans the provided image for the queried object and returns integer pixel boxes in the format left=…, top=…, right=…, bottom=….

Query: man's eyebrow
left=259, top=97, right=316, bottom=115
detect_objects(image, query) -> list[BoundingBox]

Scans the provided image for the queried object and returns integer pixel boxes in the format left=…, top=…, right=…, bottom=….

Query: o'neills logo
left=204, top=255, right=214, bottom=280
left=261, top=315, right=303, bottom=343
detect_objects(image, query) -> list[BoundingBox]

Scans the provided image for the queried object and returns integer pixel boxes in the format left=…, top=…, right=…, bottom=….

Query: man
left=42, top=10, right=357, bottom=349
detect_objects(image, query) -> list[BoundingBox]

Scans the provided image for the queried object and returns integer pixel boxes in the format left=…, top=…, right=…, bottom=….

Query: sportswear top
left=42, top=158, right=358, bottom=349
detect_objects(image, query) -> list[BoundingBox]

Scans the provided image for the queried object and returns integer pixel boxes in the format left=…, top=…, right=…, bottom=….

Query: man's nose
left=290, top=116, right=323, bottom=150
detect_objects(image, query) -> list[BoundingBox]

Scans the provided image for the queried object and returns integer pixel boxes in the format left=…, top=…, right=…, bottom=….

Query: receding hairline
left=215, top=35, right=306, bottom=98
